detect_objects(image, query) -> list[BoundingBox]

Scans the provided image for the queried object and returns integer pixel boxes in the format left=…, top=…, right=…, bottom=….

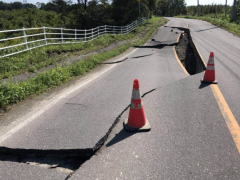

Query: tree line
left=0, top=0, right=188, bottom=30
left=0, top=0, right=238, bottom=31
left=186, top=1, right=239, bottom=23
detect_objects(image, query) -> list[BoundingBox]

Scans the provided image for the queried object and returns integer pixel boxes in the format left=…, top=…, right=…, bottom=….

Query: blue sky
left=1, top=0, right=234, bottom=6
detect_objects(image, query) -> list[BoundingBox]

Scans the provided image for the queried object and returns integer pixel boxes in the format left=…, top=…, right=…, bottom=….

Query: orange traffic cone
left=124, top=79, right=151, bottom=132
left=201, top=52, right=218, bottom=84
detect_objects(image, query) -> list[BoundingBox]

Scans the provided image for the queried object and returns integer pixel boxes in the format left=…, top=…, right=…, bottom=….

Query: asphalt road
left=70, top=73, right=240, bottom=180
left=0, top=25, right=185, bottom=151
left=0, top=161, right=68, bottom=180
left=167, top=17, right=240, bottom=124
left=0, top=18, right=240, bottom=179
left=70, top=18, right=240, bottom=179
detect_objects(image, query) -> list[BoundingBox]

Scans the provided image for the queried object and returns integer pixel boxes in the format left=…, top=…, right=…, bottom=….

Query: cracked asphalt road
left=1, top=18, right=240, bottom=180
left=70, top=73, right=240, bottom=180
left=0, top=22, right=187, bottom=179
left=0, top=24, right=185, bottom=151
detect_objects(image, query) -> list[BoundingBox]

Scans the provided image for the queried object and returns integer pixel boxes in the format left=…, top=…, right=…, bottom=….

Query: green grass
left=0, top=17, right=167, bottom=109
left=177, top=14, right=240, bottom=36
left=0, top=33, right=135, bottom=79
left=1, top=18, right=161, bottom=79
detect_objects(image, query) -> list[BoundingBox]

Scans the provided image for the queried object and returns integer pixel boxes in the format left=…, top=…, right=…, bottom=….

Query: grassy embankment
left=0, top=17, right=167, bottom=110
left=177, top=14, right=240, bottom=36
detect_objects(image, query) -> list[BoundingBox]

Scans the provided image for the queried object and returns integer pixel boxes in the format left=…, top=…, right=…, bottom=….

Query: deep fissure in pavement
left=0, top=151, right=89, bottom=173
left=0, top=88, right=157, bottom=179
left=175, top=27, right=206, bottom=75
left=0, top=26, right=205, bottom=179
left=0, top=104, right=131, bottom=179
left=0, top=147, right=91, bottom=177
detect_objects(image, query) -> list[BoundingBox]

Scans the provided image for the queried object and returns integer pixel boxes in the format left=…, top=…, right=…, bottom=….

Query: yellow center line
left=176, top=33, right=181, bottom=43
left=193, top=41, right=207, bottom=68
left=193, top=41, right=240, bottom=154
left=173, top=46, right=190, bottom=76
left=175, top=37, right=240, bottom=153
left=211, top=84, right=240, bottom=153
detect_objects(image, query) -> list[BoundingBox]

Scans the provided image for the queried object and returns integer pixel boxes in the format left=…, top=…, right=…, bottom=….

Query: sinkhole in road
left=175, top=27, right=206, bottom=75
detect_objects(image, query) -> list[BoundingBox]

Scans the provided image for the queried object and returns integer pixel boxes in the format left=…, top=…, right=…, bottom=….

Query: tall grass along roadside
left=0, top=17, right=167, bottom=110
left=178, top=14, right=240, bottom=37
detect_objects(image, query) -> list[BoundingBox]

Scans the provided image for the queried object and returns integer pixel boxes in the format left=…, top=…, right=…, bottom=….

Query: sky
left=1, top=0, right=234, bottom=6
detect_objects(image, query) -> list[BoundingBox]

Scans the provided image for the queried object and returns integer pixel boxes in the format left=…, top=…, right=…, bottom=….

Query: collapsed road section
left=0, top=24, right=207, bottom=179
left=174, top=26, right=206, bottom=75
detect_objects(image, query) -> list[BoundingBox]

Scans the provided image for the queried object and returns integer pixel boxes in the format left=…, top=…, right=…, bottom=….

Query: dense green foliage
left=0, top=8, right=63, bottom=30
left=187, top=4, right=228, bottom=16
left=0, top=0, right=156, bottom=30
left=236, top=0, right=240, bottom=23
left=185, top=1, right=240, bottom=23
left=0, top=0, right=187, bottom=30
left=0, top=0, right=239, bottom=30
left=156, top=0, right=187, bottom=16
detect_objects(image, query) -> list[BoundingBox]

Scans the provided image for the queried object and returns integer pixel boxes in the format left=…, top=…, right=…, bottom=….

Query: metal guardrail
left=0, top=17, right=149, bottom=58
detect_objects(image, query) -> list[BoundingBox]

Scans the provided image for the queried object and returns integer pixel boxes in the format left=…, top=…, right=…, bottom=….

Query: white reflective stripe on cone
left=132, top=89, right=141, bottom=100
left=207, top=64, right=215, bottom=70
left=130, top=101, right=143, bottom=109
left=208, top=57, right=214, bottom=65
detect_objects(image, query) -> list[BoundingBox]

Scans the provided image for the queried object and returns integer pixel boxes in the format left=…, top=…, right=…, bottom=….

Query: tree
left=231, top=0, right=237, bottom=21
left=11, top=2, right=23, bottom=9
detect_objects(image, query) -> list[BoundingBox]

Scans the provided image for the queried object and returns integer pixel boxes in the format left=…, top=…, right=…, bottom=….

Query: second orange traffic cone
left=201, top=52, right=218, bottom=84
left=124, top=79, right=151, bottom=132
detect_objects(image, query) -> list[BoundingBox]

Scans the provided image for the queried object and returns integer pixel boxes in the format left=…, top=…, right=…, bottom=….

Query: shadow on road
left=106, top=129, right=136, bottom=147
left=99, top=58, right=128, bottom=64
left=196, top=27, right=219, bottom=32
left=134, top=42, right=178, bottom=49
left=199, top=83, right=211, bottom=89
left=132, top=53, right=155, bottom=59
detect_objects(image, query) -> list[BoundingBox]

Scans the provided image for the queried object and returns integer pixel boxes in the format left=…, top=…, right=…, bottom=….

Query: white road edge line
left=0, top=23, right=163, bottom=144
left=0, top=47, right=140, bottom=144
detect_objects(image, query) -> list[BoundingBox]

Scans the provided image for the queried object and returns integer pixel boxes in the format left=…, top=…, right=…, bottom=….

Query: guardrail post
left=85, top=29, right=86, bottom=42
left=121, top=26, right=122, bottom=34
left=105, top=25, right=106, bottom=34
left=98, top=27, right=99, bottom=37
left=75, top=29, right=77, bottom=42
left=23, top=27, right=28, bottom=50
left=61, top=27, right=63, bottom=44
left=92, top=28, right=93, bottom=40
left=113, top=26, right=115, bottom=34
left=43, top=26, right=47, bottom=45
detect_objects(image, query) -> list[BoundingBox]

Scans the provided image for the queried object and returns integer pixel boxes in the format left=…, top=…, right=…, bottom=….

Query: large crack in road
left=0, top=87, right=159, bottom=179
left=0, top=25, right=206, bottom=179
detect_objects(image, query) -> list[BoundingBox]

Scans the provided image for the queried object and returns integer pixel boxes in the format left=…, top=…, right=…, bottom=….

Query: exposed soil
left=175, top=27, right=206, bottom=75
left=175, top=32, right=196, bottom=75
left=0, top=22, right=208, bottom=180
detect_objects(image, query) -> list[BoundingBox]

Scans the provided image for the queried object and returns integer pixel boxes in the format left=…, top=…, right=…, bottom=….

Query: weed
left=0, top=17, right=166, bottom=110
left=177, top=14, right=240, bottom=36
